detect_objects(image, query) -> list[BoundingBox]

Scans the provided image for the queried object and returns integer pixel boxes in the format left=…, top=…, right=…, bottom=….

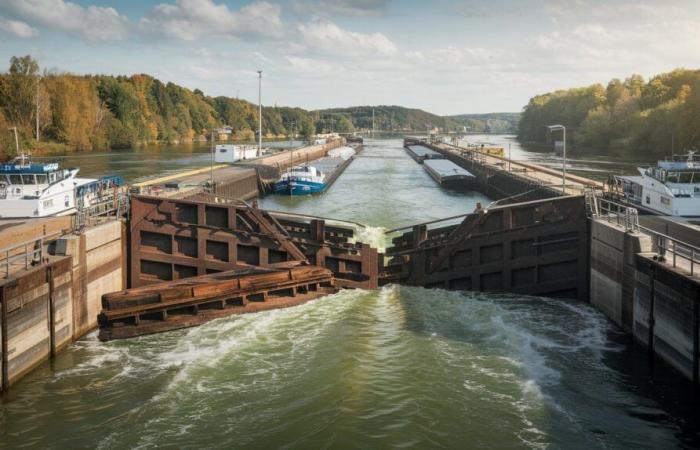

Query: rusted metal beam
left=99, top=263, right=336, bottom=341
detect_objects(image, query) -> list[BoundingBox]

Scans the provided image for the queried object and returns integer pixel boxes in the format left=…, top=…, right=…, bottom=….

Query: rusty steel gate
left=382, top=195, right=589, bottom=300
left=129, top=195, right=379, bottom=290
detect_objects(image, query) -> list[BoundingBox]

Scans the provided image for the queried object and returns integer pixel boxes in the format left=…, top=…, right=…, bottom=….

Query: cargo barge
left=405, top=144, right=444, bottom=164
left=273, top=146, right=358, bottom=195
left=423, top=159, right=476, bottom=190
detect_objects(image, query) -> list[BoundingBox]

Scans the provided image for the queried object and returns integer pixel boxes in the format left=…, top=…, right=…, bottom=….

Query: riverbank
left=6, top=136, right=304, bottom=159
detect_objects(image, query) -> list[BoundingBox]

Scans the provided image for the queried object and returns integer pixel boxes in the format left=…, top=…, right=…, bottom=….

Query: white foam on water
left=152, top=288, right=367, bottom=398
left=353, top=225, right=389, bottom=253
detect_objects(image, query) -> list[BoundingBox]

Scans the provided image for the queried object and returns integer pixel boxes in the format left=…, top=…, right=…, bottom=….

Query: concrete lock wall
left=589, top=219, right=652, bottom=331
left=56, top=220, right=124, bottom=338
left=0, top=220, right=124, bottom=391
left=634, top=255, right=700, bottom=382
left=0, top=257, right=73, bottom=391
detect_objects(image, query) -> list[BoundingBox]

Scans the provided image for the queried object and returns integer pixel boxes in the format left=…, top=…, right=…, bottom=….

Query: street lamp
left=257, top=70, right=262, bottom=157
left=8, top=127, right=19, bottom=155
left=548, top=124, right=566, bottom=195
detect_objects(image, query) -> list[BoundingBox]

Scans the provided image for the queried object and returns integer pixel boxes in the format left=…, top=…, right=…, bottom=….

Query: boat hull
left=273, top=180, right=327, bottom=195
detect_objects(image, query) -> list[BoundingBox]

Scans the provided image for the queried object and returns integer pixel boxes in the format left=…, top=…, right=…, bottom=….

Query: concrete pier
left=587, top=199, right=700, bottom=385
left=405, top=137, right=602, bottom=202
left=0, top=220, right=123, bottom=391
left=635, top=254, right=700, bottom=383
left=589, top=219, right=652, bottom=331
left=132, top=138, right=345, bottom=201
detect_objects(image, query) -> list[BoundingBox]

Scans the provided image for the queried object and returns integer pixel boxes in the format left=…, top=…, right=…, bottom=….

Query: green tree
left=0, top=55, right=39, bottom=134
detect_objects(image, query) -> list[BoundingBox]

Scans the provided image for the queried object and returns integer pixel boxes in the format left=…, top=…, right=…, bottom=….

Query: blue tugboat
left=273, top=165, right=327, bottom=195
left=272, top=146, right=358, bottom=196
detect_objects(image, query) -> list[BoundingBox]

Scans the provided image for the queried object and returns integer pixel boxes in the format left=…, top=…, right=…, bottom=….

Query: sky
left=0, top=0, right=698, bottom=115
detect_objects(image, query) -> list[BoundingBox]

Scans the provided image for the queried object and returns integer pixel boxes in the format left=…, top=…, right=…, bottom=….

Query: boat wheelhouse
left=614, top=152, right=700, bottom=217
left=0, top=154, right=106, bottom=218
left=273, top=165, right=326, bottom=195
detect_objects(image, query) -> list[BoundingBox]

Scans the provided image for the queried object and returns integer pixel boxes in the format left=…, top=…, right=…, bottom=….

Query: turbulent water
left=1, top=138, right=698, bottom=449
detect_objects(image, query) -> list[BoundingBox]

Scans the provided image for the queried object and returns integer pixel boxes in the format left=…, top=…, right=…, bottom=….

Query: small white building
left=214, top=145, right=258, bottom=163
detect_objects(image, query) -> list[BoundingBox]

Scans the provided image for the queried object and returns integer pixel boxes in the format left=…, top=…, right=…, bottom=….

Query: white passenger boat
left=0, top=154, right=121, bottom=219
left=613, top=152, right=700, bottom=217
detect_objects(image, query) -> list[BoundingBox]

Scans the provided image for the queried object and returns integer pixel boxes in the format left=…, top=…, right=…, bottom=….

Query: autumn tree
left=0, top=55, right=39, bottom=135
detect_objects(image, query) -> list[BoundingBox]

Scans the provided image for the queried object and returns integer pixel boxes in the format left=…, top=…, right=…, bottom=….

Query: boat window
left=679, top=172, right=693, bottom=183
left=667, top=172, right=679, bottom=183
left=9, top=174, right=22, bottom=184
left=49, top=172, right=56, bottom=183
left=22, top=175, right=35, bottom=184
left=35, top=174, right=47, bottom=184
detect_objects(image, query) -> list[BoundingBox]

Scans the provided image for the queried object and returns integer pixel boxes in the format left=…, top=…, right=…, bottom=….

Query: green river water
left=0, top=138, right=697, bottom=449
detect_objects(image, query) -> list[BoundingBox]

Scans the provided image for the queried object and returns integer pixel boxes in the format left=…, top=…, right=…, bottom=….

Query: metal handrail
left=588, top=195, right=640, bottom=232
left=1, top=236, right=45, bottom=278
left=639, top=225, right=700, bottom=277
left=1, top=189, right=128, bottom=278
left=589, top=193, right=700, bottom=276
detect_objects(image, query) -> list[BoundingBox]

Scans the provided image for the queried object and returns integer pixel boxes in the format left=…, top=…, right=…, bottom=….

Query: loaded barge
left=423, top=159, right=476, bottom=190
left=403, top=140, right=475, bottom=190
left=405, top=144, right=444, bottom=164
left=273, top=145, right=359, bottom=195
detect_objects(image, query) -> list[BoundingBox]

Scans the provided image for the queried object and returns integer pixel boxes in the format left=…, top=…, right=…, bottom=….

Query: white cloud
left=285, top=55, right=340, bottom=75
left=0, top=0, right=129, bottom=41
left=432, top=46, right=496, bottom=66
left=293, top=0, right=389, bottom=17
left=297, top=18, right=397, bottom=57
left=140, top=0, right=284, bottom=41
left=0, top=17, right=37, bottom=38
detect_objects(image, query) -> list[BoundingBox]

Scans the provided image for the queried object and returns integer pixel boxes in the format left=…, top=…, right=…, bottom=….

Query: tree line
left=518, top=69, right=700, bottom=154
left=0, top=55, right=328, bottom=158
left=0, top=55, right=520, bottom=160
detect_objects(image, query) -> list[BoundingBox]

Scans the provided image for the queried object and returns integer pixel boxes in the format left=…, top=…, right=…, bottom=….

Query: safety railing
left=641, top=227, right=700, bottom=277
left=1, top=237, right=45, bottom=278
left=588, top=193, right=700, bottom=276
left=74, top=190, right=129, bottom=231
left=1, top=190, right=128, bottom=278
left=587, top=194, right=640, bottom=232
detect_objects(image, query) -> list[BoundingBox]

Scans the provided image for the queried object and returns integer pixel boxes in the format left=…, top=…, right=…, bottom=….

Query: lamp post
left=508, top=143, right=511, bottom=172
left=9, top=127, right=19, bottom=155
left=548, top=124, right=566, bottom=195
left=257, top=70, right=262, bottom=157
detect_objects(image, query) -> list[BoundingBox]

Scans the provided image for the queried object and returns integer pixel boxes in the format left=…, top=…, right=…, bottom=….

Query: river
left=1, top=138, right=698, bottom=449
left=42, top=134, right=652, bottom=184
